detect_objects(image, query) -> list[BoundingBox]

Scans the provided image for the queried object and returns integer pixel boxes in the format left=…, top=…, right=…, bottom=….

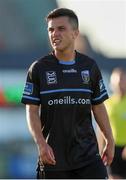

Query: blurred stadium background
left=0, top=0, right=126, bottom=178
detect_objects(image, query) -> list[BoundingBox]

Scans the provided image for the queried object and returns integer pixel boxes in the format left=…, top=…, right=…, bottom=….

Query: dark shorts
left=109, top=146, right=126, bottom=178
left=37, top=158, right=108, bottom=179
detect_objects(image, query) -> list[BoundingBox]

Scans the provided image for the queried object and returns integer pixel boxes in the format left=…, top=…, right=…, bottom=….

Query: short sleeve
left=91, top=62, right=108, bottom=105
left=21, top=61, right=40, bottom=105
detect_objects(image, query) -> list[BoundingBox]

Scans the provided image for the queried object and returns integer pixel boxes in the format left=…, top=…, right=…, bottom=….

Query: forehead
left=47, top=16, right=71, bottom=28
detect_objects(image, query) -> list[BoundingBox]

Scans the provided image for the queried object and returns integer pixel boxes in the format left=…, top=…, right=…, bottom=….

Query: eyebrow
left=48, top=25, right=66, bottom=30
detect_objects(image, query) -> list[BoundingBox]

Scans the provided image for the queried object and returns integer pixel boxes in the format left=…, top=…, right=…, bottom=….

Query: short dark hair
left=46, top=8, right=79, bottom=30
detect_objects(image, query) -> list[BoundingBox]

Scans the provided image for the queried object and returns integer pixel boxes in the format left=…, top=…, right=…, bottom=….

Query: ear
left=73, top=29, right=79, bottom=40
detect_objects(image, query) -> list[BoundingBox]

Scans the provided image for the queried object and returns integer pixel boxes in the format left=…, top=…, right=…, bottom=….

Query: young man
left=21, top=8, right=114, bottom=179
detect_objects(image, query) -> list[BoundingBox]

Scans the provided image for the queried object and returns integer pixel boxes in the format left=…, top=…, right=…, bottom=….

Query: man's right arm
left=26, top=104, right=56, bottom=165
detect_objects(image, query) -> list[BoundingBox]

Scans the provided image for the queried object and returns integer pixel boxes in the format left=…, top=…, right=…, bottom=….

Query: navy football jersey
left=21, top=51, right=108, bottom=171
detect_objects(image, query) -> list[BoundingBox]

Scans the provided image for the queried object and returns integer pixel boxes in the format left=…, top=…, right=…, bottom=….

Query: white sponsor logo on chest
left=62, top=68, right=77, bottom=73
left=46, top=71, right=57, bottom=85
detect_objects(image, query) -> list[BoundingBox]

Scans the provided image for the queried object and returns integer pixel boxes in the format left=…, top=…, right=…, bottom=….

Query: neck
left=54, top=49, right=76, bottom=61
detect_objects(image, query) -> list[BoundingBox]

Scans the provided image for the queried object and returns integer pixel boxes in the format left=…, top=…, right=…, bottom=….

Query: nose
left=52, top=29, right=60, bottom=37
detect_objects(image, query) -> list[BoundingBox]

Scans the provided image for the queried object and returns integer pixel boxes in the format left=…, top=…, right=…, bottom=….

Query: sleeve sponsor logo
left=99, top=79, right=105, bottom=92
left=46, top=71, right=57, bottom=85
left=24, top=82, right=33, bottom=95
left=81, top=70, right=90, bottom=84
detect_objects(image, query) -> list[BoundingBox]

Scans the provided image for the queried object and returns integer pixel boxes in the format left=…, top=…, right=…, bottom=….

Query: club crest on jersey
left=81, top=70, right=90, bottom=84
left=46, top=71, right=57, bottom=85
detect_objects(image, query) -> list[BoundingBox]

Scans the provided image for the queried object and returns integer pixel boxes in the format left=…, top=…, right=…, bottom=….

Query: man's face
left=118, top=73, right=126, bottom=93
left=111, top=71, right=126, bottom=94
left=47, top=16, right=79, bottom=52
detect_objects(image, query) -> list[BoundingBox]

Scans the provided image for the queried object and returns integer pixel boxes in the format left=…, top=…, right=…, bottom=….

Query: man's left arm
left=92, top=102, right=115, bottom=165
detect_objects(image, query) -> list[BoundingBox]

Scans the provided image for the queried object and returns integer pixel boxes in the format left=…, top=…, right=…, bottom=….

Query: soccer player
left=21, top=8, right=114, bottom=179
left=104, top=68, right=126, bottom=179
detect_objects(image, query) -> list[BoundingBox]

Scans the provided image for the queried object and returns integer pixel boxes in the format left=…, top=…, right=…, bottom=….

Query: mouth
left=52, top=39, right=61, bottom=46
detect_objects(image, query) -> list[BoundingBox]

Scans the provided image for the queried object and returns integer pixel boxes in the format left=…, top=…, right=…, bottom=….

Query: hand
left=101, top=142, right=115, bottom=166
left=38, top=141, right=56, bottom=165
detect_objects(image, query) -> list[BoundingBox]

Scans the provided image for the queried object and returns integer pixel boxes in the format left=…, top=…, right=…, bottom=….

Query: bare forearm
left=26, top=105, right=45, bottom=147
left=92, top=103, right=114, bottom=165
left=26, top=104, right=56, bottom=165
left=92, top=103, right=114, bottom=145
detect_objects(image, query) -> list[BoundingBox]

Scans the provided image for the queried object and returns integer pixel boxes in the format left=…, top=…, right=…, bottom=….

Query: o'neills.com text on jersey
left=48, top=96, right=90, bottom=106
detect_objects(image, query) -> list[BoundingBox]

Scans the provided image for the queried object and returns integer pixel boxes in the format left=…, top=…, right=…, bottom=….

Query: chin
left=53, top=46, right=64, bottom=52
